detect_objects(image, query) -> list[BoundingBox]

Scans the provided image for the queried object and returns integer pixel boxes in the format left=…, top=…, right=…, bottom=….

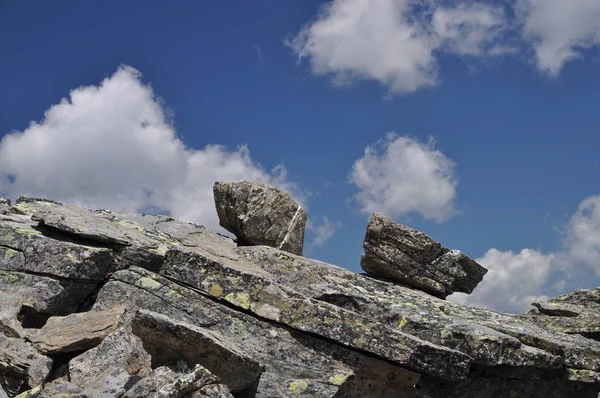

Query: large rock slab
left=132, top=309, right=262, bottom=393
left=94, top=267, right=419, bottom=397
left=0, top=335, right=52, bottom=396
left=30, top=306, right=126, bottom=354
left=361, top=212, right=487, bottom=298
left=161, top=250, right=471, bottom=381
left=213, top=181, right=307, bottom=255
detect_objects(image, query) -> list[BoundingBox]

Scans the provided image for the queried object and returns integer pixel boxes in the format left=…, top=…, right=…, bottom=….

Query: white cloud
left=450, top=248, right=554, bottom=314
left=517, top=0, right=600, bottom=76
left=287, top=0, right=506, bottom=94
left=349, top=133, right=457, bottom=222
left=450, top=195, right=600, bottom=314
left=0, top=65, right=298, bottom=230
left=563, top=196, right=600, bottom=277
left=309, top=216, right=343, bottom=247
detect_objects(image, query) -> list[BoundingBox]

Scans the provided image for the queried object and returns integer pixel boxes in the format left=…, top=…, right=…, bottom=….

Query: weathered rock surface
left=1, top=195, right=600, bottom=397
left=30, top=306, right=126, bottom=354
left=213, top=181, right=307, bottom=255
left=0, top=335, right=51, bottom=396
left=361, top=212, right=487, bottom=298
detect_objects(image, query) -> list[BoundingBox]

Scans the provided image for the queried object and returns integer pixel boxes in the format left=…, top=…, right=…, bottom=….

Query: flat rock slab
left=213, top=181, right=307, bottom=255
left=132, top=309, right=262, bottom=393
left=0, top=224, right=113, bottom=282
left=361, top=212, right=487, bottom=298
left=30, top=306, right=126, bottom=354
left=161, top=250, right=471, bottom=381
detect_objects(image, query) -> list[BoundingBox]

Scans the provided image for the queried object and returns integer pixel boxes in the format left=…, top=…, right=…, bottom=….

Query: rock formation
left=361, top=212, right=488, bottom=298
left=0, top=191, right=599, bottom=397
left=213, top=181, right=307, bottom=256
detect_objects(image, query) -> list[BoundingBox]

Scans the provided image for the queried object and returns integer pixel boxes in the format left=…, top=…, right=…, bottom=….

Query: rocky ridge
left=0, top=182, right=599, bottom=397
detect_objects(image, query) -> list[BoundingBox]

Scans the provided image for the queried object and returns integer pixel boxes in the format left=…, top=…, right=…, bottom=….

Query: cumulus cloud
left=450, top=248, right=555, bottom=314
left=349, top=133, right=457, bottom=222
left=563, top=196, right=600, bottom=277
left=0, top=65, right=299, bottom=230
left=450, top=195, right=600, bottom=313
left=309, top=216, right=343, bottom=247
left=517, top=0, right=600, bottom=76
left=287, top=0, right=506, bottom=94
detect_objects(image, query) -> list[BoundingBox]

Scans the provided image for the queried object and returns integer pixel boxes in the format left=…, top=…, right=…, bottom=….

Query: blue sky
left=1, top=0, right=600, bottom=313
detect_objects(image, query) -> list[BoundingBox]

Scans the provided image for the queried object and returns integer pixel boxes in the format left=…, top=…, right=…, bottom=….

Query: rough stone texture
left=122, top=362, right=234, bottom=398
left=30, top=306, right=126, bottom=354
left=530, top=288, right=600, bottom=338
left=69, top=326, right=151, bottom=390
left=361, top=212, right=488, bottom=298
left=0, top=335, right=52, bottom=396
left=94, top=267, right=418, bottom=397
left=2, top=196, right=600, bottom=397
left=213, top=181, right=307, bottom=255
left=160, top=249, right=471, bottom=382
left=132, top=309, right=262, bottom=393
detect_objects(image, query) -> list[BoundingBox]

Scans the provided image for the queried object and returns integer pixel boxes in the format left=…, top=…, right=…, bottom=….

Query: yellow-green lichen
left=3, top=248, right=18, bottom=260
left=324, top=316, right=336, bottom=325
left=148, top=247, right=167, bottom=256
left=209, top=284, right=223, bottom=297
left=6, top=274, right=19, bottom=283
left=398, top=316, right=408, bottom=329
left=289, top=381, right=308, bottom=394
left=329, top=373, right=351, bottom=386
left=15, top=228, right=40, bottom=235
left=135, top=277, right=161, bottom=290
left=14, top=386, right=42, bottom=398
left=66, top=253, right=75, bottom=260
left=224, top=292, right=251, bottom=310
left=1, top=233, right=15, bottom=241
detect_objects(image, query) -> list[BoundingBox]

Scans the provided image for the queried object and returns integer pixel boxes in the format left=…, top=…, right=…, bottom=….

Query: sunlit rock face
left=0, top=192, right=599, bottom=397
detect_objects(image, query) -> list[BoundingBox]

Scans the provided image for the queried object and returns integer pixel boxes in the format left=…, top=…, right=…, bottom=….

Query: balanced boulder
left=361, top=212, right=487, bottom=298
left=213, top=181, right=307, bottom=255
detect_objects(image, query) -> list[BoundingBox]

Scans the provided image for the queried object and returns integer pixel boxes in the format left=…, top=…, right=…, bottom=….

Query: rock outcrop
left=361, top=212, right=488, bottom=298
left=213, top=181, right=307, bottom=255
left=0, top=193, right=599, bottom=397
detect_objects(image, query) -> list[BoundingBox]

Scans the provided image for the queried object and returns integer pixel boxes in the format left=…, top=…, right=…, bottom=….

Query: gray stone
left=161, top=250, right=471, bottom=381
left=123, top=362, right=234, bottom=398
left=361, top=212, right=487, bottom=298
left=0, top=335, right=52, bottom=396
left=132, top=309, right=262, bottom=393
left=69, top=326, right=151, bottom=390
left=30, top=306, right=126, bottom=354
left=213, top=181, right=307, bottom=255
left=94, top=267, right=419, bottom=397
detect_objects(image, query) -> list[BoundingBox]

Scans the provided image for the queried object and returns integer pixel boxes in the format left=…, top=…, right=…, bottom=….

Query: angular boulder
left=213, top=181, right=307, bottom=255
left=361, top=213, right=487, bottom=298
